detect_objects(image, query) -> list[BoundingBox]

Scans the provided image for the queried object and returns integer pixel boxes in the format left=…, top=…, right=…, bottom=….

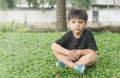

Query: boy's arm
left=51, top=42, right=70, bottom=55
left=76, top=49, right=97, bottom=56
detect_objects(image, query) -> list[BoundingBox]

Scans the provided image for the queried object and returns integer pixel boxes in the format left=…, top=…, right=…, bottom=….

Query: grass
left=0, top=32, right=120, bottom=78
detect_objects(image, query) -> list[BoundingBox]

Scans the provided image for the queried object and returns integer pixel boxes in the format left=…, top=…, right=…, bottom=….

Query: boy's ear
left=85, top=22, right=87, bottom=25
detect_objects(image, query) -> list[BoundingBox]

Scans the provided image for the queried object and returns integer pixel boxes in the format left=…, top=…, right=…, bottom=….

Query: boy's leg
left=53, top=51, right=77, bottom=68
left=53, top=51, right=88, bottom=74
left=75, top=52, right=97, bottom=67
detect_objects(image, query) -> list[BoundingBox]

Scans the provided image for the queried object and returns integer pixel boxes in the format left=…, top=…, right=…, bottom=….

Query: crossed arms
left=51, top=42, right=96, bottom=61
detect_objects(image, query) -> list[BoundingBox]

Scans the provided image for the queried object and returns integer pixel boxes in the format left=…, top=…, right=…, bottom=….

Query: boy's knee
left=88, top=52, right=97, bottom=62
left=86, top=52, right=97, bottom=67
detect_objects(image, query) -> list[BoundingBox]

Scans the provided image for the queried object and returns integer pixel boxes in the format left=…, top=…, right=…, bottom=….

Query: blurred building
left=92, top=0, right=120, bottom=9
left=91, top=0, right=120, bottom=26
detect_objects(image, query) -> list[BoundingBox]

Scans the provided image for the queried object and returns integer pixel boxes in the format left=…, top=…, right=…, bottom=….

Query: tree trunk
left=56, top=0, right=67, bottom=32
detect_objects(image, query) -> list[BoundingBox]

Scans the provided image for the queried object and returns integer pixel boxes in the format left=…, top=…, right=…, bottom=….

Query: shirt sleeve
left=86, top=30, right=98, bottom=50
left=55, top=32, right=71, bottom=48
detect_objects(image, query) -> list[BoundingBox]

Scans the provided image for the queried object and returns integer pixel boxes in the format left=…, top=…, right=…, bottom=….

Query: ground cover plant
left=0, top=32, right=120, bottom=78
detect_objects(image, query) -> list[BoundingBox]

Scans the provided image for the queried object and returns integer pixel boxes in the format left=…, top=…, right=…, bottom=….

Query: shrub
left=0, top=20, right=29, bottom=32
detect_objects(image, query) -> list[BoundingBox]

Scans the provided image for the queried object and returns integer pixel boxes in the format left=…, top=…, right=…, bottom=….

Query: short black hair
left=67, top=8, right=88, bottom=22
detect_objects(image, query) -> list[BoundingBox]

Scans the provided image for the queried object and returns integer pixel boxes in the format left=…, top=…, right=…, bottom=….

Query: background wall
left=0, top=9, right=120, bottom=27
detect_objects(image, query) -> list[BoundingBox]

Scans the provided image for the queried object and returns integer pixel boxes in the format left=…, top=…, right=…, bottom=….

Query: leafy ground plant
left=0, top=32, right=119, bottom=78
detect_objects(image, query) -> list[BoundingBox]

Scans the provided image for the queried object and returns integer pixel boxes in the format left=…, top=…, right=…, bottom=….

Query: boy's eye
left=79, top=20, right=85, bottom=23
left=79, top=21, right=83, bottom=23
left=71, top=21, right=75, bottom=23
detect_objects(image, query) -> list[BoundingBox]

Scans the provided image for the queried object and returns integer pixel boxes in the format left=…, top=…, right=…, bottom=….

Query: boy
left=51, top=8, right=98, bottom=74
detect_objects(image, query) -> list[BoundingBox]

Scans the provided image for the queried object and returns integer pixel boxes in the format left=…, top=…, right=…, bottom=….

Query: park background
left=0, top=0, right=120, bottom=78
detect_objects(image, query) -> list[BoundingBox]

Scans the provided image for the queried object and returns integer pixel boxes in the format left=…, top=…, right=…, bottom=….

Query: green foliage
left=26, top=0, right=56, bottom=8
left=0, top=0, right=17, bottom=10
left=0, top=32, right=119, bottom=78
left=6, top=0, right=17, bottom=8
left=0, top=0, right=8, bottom=10
left=0, top=21, right=29, bottom=32
left=26, top=0, right=93, bottom=10
left=0, top=0, right=93, bottom=10
left=67, top=0, right=93, bottom=9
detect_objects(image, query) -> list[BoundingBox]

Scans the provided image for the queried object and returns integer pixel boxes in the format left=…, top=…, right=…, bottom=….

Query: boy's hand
left=66, top=49, right=80, bottom=61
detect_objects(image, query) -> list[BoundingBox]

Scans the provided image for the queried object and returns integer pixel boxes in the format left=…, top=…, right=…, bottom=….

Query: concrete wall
left=0, top=9, right=120, bottom=27
left=99, top=10, right=120, bottom=25
left=0, top=9, right=56, bottom=24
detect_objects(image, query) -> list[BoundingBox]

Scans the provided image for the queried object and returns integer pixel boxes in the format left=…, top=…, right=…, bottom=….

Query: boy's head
left=67, top=8, right=88, bottom=22
left=67, top=8, right=88, bottom=34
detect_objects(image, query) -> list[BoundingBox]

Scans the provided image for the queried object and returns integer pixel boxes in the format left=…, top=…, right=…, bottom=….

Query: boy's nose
left=75, top=23, right=79, bottom=27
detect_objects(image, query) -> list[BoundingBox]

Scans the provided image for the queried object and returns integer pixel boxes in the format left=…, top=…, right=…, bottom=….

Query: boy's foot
left=56, top=61, right=65, bottom=68
left=75, top=65, right=86, bottom=74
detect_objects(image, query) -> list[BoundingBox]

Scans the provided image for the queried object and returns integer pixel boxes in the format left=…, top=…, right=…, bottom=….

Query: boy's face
left=68, top=18, right=86, bottom=34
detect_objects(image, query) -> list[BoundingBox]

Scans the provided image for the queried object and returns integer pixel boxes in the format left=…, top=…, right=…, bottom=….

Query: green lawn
left=0, top=32, right=120, bottom=78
